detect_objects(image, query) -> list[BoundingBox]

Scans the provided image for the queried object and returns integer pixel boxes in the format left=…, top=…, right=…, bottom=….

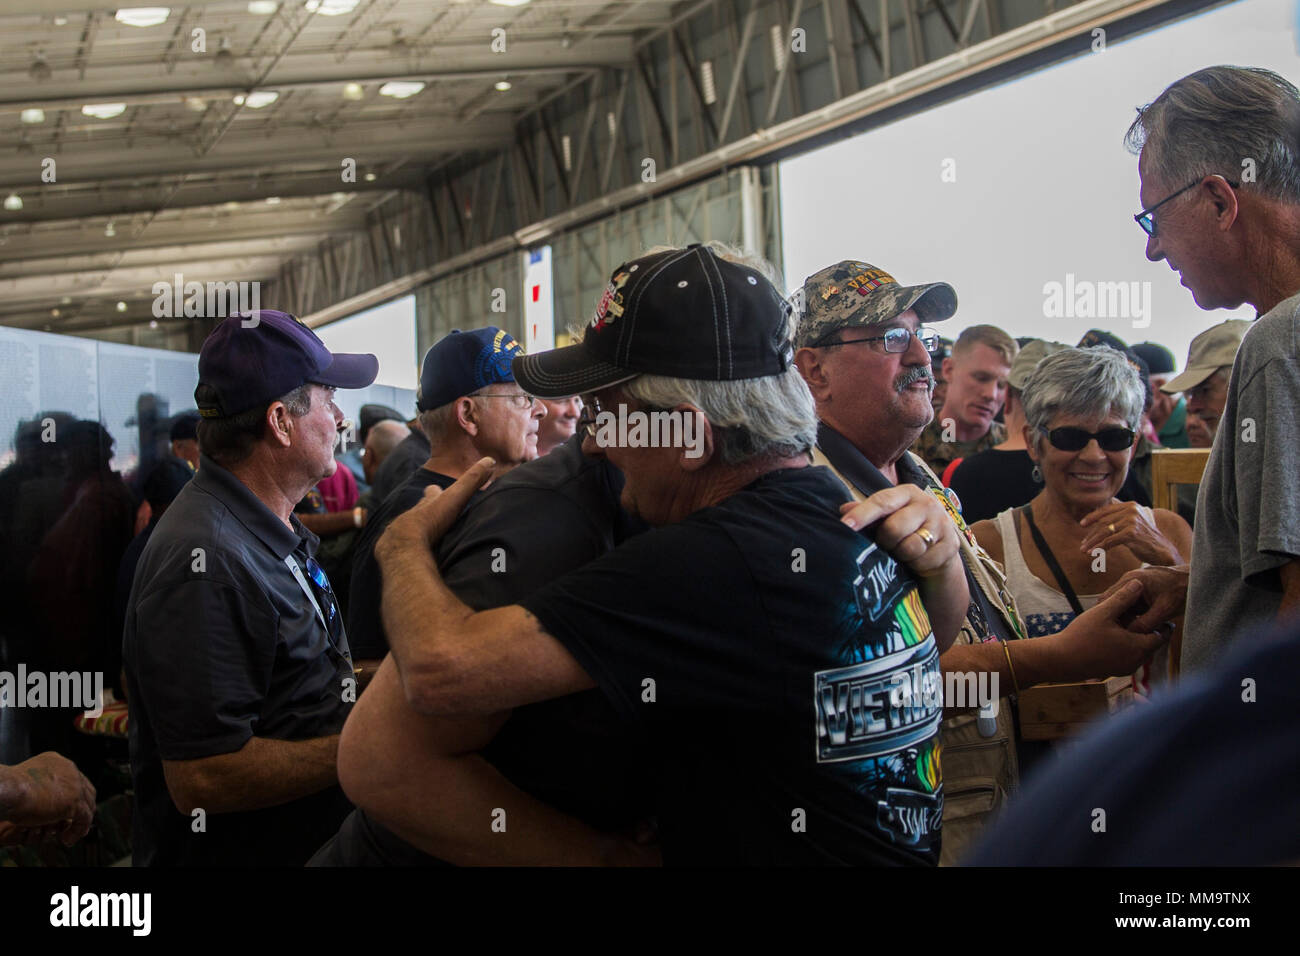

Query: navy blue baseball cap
left=512, top=244, right=793, bottom=399
left=416, top=327, right=523, bottom=412
left=196, top=310, right=378, bottom=419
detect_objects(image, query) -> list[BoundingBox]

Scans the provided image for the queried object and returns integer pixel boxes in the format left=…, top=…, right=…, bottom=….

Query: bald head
left=364, top=419, right=411, bottom=485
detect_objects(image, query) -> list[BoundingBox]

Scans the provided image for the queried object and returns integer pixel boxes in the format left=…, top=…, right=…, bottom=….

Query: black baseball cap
left=196, top=310, right=378, bottom=419
left=513, top=245, right=794, bottom=398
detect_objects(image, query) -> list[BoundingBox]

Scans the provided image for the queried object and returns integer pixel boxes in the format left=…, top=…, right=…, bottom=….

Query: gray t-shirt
left=1183, top=293, right=1300, bottom=671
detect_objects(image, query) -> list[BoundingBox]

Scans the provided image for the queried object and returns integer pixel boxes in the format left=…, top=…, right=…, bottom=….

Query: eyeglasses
left=471, top=390, right=537, bottom=409
left=1039, top=425, right=1135, bottom=452
left=1133, top=176, right=1239, bottom=237
left=817, top=327, right=940, bottom=353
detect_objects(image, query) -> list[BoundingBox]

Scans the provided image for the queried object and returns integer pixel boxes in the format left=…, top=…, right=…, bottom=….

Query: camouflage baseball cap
left=795, top=260, right=957, bottom=349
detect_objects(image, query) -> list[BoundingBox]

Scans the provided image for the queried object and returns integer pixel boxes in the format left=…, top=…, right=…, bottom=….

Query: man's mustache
left=895, top=367, right=935, bottom=392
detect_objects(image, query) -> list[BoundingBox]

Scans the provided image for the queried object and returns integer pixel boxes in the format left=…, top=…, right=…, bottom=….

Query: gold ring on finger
left=915, top=527, right=936, bottom=548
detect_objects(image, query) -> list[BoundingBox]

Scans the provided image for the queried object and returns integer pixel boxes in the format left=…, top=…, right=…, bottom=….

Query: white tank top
left=992, top=506, right=1154, bottom=639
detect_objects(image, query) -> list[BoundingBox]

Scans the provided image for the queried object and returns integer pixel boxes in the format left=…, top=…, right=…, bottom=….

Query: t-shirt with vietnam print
left=521, top=464, right=945, bottom=865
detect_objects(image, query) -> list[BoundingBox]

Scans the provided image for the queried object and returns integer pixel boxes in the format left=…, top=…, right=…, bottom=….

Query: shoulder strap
left=1017, top=505, right=1085, bottom=615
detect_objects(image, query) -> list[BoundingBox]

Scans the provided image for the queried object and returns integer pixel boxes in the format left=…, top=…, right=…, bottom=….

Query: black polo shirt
left=123, top=454, right=355, bottom=866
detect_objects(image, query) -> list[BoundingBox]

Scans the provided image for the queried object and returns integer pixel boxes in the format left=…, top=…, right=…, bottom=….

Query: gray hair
left=1022, top=347, right=1144, bottom=445
left=195, top=382, right=313, bottom=468
left=623, top=366, right=818, bottom=465
left=1126, top=66, right=1300, bottom=204
left=418, top=403, right=458, bottom=448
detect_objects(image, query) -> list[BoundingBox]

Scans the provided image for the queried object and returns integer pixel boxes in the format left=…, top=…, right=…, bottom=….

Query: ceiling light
left=304, top=0, right=360, bottom=15
left=54, top=16, right=69, bottom=25
left=232, top=94, right=245, bottom=106
left=51, top=308, right=61, bottom=318
left=379, top=81, right=424, bottom=99
left=150, top=319, right=159, bottom=329
left=116, top=301, right=128, bottom=312
left=114, top=8, right=171, bottom=28
left=29, top=53, right=52, bottom=82
left=4, top=194, right=22, bottom=211
left=83, top=103, right=127, bottom=119
left=330, top=192, right=347, bottom=202
left=243, top=90, right=278, bottom=109
left=21, top=109, right=46, bottom=124
left=494, top=80, right=511, bottom=92
left=105, top=221, right=116, bottom=237
left=363, top=171, right=376, bottom=182
left=222, top=201, right=240, bottom=210
left=247, top=1, right=278, bottom=13
left=489, top=0, right=532, bottom=7
left=184, top=97, right=207, bottom=112
left=265, top=196, right=281, bottom=205
left=342, top=82, right=364, bottom=101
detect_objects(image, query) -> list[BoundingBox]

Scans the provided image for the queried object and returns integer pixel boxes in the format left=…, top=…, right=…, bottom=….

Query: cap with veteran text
left=196, top=310, right=378, bottom=419
left=416, top=327, right=522, bottom=411
left=1008, top=340, right=1068, bottom=391
left=512, top=244, right=794, bottom=398
left=795, top=260, right=957, bottom=349
left=1161, top=320, right=1253, bottom=393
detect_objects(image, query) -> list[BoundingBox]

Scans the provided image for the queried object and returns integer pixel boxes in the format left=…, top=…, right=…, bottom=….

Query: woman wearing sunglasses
left=969, top=347, right=1192, bottom=688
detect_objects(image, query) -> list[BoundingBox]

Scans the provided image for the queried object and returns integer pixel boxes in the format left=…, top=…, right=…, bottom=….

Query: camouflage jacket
left=911, top=419, right=1006, bottom=476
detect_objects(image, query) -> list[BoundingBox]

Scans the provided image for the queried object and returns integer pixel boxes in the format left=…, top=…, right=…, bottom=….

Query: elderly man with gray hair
left=339, top=244, right=972, bottom=865
left=1117, top=66, right=1300, bottom=672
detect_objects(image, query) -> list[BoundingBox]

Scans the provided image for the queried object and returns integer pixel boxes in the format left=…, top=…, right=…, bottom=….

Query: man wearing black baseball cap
left=340, top=244, right=972, bottom=865
left=123, top=310, right=377, bottom=866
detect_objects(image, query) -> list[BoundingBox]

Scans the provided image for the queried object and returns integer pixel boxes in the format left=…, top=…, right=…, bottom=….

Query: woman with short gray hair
left=970, top=347, right=1191, bottom=683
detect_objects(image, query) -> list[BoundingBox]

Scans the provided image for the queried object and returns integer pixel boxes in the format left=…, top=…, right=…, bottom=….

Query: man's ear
left=675, top=404, right=713, bottom=471
left=265, top=402, right=294, bottom=448
left=1208, top=175, right=1240, bottom=231
left=794, top=347, right=830, bottom=401
left=941, top=355, right=956, bottom=382
left=455, top=397, right=479, bottom=437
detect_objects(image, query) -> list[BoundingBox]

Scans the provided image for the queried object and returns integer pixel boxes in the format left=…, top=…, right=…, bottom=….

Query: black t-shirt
left=521, top=465, right=945, bottom=866
left=123, top=456, right=354, bottom=866
left=318, top=437, right=655, bottom=865
left=346, top=466, right=457, bottom=659
left=368, top=429, right=430, bottom=507
left=946, top=447, right=1151, bottom=524
left=969, top=623, right=1300, bottom=866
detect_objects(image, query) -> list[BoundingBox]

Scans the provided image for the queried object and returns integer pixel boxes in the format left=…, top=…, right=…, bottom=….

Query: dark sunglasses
left=1039, top=425, right=1135, bottom=452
